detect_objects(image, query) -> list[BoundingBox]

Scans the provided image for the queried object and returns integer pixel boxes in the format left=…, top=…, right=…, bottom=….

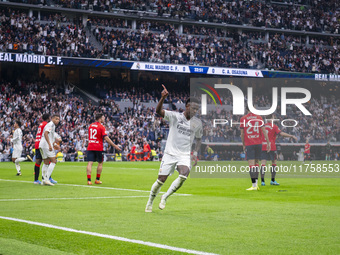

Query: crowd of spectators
left=28, top=0, right=340, bottom=34
left=0, top=80, right=169, bottom=161
left=1, top=7, right=339, bottom=73
left=94, top=24, right=340, bottom=73
left=94, top=81, right=187, bottom=104
left=0, top=8, right=100, bottom=58
left=87, top=77, right=340, bottom=145
left=72, top=79, right=340, bottom=146
left=0, top=78, right=339, bottom=162
left=88, top=17, right=131, bottom=29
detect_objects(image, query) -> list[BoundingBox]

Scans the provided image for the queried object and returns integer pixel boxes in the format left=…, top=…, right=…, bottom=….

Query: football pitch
left=0, top=161, right=339, bottom=255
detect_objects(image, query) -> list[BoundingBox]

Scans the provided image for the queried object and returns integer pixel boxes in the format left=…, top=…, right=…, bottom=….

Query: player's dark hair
left=42, top=113, right=50, bottom=121
left=52, top=114, right=59, bottom=118
left=96, top=114, right=104, bottom=120
left=15, top=120, right=21, bottom=127
left=186, top=97, right=200, bottom=106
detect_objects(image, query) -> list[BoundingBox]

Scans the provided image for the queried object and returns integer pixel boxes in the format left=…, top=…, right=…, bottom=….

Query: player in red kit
left=129, top=144, right=137, bottom=161
left=304, top=140, right=311, bottom=163
left=240, top=109, right=270, bottom=191
left=86, top=114, right=121, bottom=185
left=260, top=115, right=298, bottom=186
left=143, top=141, right=151, bottom=161
left=33, top=114, right=52, bottom=184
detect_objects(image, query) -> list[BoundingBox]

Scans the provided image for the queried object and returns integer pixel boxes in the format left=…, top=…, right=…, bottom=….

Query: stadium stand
left=0, top=77, right=339, bottom=162
left=13, top=0, right=339, bottom=34
left=0, top=0, right=339, bottom=162
left=0, top=79, right=169, bottom=161
left=0, top=1, right=339, bottom=73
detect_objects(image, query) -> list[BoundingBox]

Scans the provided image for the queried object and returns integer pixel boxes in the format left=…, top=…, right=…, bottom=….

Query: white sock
left=47, top=163, right=56, bottom=179
left=42, top=164, right=49, bottom=180
left=15, top=163, right=20, bottom=173
left=15, top=157, right=26, bottom=163
left=252, top=179, right=258, bottom=188
left=147, top=180, right=164, bottom=205
left=163, top=175, right=187, bottom=200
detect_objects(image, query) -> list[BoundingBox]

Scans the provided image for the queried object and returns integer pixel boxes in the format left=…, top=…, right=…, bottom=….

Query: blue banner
left=1, top=52, right=339, bottom=81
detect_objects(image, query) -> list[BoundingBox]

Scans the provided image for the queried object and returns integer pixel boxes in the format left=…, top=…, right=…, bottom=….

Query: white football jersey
left=39, top=121, right=56, bottom=149
left=11, top=128, right=23, bottom=150
left=163, top=110, right=203, bottom=156
left=55, top=133, right=61, bottom=142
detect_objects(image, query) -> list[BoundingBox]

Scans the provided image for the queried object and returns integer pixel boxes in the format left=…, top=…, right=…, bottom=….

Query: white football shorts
left=158, top=153, right=191, bottom=176
left=39, top=148, right=56, bottom=159
left=12, top=148, right=23, bottom=158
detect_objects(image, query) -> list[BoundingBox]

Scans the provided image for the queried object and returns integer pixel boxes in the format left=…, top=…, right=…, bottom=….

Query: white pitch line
left=0, top=216, right=219, bottom=255
left=69, top=166, right=155, bottom=171
left=0, top=196, right=149, bottom=202
left=0, top=179, right=192, bottom=196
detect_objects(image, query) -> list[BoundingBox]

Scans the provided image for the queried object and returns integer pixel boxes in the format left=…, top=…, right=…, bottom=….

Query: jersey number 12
left=90, top=128, right=97, bottom=140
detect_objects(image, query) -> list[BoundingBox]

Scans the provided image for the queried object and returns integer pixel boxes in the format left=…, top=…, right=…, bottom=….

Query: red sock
left=87, top=175, right=91, bottom=181
left=96, top=174, right=101, bottom=180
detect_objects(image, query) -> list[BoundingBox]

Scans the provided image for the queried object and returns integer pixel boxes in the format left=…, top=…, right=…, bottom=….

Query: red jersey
left=304, top=143, right=311, bottom=153
left=131, top=145, right=136, bottom=154
left=262, top=123, right=281, bottom=151
left=143, top=143, right=151, bottom=153
left=240, top=113, right=264, bottom=146
left=35, top=121, right=48, bottom=149
left=87, top=122, right=107, bottom=151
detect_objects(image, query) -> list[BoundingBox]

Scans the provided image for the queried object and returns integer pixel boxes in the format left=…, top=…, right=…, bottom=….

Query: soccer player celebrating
left=39, top=115, right=60, bottom=186
left=11, top=120, right=33, bottom=176
left=33, top=114, right=53, bottom=184
left=304, top=139, right=311, bottom=163
left=260, top=116, right=298, bottom=186
left=145, top=85, right=202, bottom=212
left=240, top=108, right=270, bottom=191
left=86, top=114, right=121, bottom=185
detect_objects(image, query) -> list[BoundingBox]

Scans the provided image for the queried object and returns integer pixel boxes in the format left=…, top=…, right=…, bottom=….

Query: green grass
left=0, top=161, right=339, bottom=255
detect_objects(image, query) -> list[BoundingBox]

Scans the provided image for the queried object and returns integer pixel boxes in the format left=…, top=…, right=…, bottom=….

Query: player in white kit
left=11, top=120, right=33, bottom=176
left=145, top=85, right=202, bottom=212
left=39, top=115, right=60, bottom=186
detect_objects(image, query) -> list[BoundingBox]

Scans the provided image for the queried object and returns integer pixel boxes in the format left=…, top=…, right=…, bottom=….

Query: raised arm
left=156, top=84, right=169, bottom=118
